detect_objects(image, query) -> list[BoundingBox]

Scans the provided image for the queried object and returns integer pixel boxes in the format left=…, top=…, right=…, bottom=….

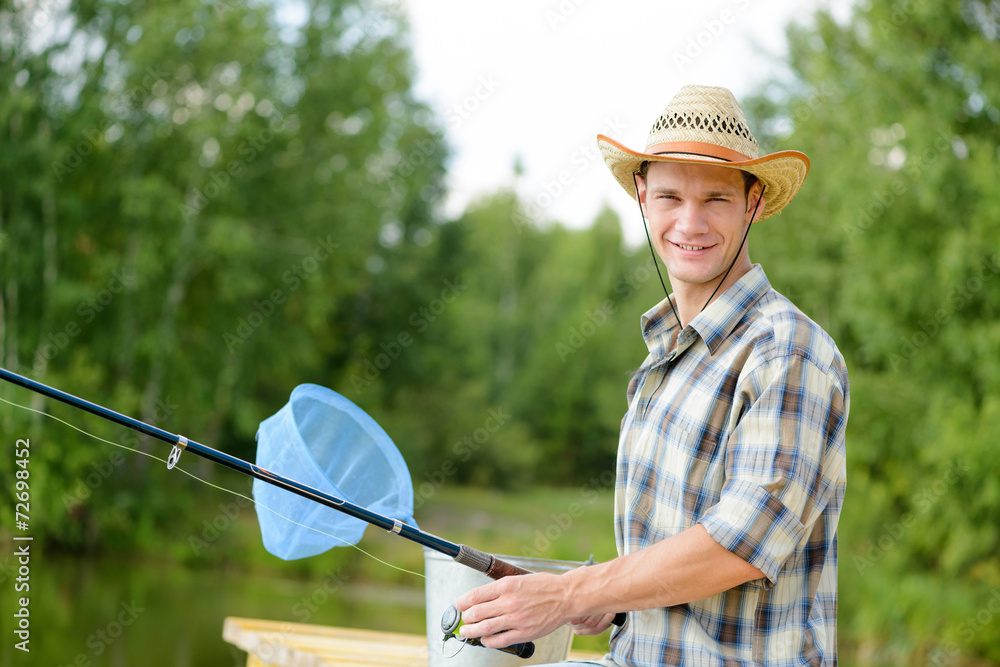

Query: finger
left=459, top=615, right=510, bottom=642
left=458, top=594, right=513, bottom=638
left=454, top=581, right=502, bottom=613
left=569, top=612, right=615, bottom=635
left=458, top=603, right=498, bottom=634
left=480, top=627, right=531, bottom=649
left=568, top=613, right=605, bottom=627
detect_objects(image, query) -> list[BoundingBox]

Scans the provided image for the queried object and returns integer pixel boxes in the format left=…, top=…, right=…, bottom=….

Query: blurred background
left=1, top=0, right=999, bottom=665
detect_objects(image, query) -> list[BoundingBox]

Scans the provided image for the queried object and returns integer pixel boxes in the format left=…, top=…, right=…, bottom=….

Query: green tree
left=370, top=190, right=665, bottom=491
left=745, top=1, right=1000, bottom=663
left=0, top=0, right=446, bottom=550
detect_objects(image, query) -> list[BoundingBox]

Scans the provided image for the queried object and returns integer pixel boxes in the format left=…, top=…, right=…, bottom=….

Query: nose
left=672, top=201, right=710, bottom=236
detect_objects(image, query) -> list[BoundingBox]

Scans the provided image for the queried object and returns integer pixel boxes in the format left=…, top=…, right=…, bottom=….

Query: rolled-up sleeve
left=699, top=350, right=848, bottom=586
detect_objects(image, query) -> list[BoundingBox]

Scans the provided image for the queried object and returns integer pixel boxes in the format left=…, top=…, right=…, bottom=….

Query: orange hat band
left=645, top=141, right=752, bottom=163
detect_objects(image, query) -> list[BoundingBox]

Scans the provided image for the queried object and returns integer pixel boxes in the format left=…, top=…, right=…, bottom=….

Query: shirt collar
left=640, top=264, right=771, bottom=357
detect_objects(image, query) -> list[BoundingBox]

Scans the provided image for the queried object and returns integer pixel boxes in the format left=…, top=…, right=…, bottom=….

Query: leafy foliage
left=745, top=0, right=1000, bottom=662
left=0, top=0, right=446, bottom=547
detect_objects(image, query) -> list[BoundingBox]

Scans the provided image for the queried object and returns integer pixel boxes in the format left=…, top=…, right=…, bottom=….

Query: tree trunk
left=29, top=191, right=58, bottom=421
left=200, top=350, right=243, bottom=477
left=115, top=231, right=141, bottom=381
left=135, top=191, right=199, bottom=473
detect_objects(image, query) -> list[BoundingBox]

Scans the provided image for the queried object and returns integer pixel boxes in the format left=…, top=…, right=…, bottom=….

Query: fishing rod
left=0, top=367, right=624, bottom=655
left=0, top=366, right=527, bottom=572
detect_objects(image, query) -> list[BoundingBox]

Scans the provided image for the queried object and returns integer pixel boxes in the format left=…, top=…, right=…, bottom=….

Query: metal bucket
left=424, top=548, right=582, bottom=666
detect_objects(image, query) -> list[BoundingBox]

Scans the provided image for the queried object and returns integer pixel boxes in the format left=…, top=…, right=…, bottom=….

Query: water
left=0, top=551, right=426, bottom=667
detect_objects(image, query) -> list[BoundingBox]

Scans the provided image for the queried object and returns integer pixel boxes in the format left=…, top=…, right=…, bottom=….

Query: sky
left=398, top=0, right=855, bottom=245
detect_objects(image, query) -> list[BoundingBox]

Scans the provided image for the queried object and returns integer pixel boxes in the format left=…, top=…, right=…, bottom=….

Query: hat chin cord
left=632, top=171, right=765, bottom=331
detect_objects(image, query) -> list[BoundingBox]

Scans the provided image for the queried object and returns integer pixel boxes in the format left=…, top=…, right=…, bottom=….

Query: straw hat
left=597, top=85, right=809, bottom=221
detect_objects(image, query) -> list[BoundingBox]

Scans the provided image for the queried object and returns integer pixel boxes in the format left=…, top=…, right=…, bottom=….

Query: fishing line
left=2, top=370, right=628, bottom=655
left=0, top=394, right=425, bottom=580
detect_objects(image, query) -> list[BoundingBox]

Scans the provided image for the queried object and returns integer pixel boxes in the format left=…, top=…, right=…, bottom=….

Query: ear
left=745, top=181, right=766, bottom=223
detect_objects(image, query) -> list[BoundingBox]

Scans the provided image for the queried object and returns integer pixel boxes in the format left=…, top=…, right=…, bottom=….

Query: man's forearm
left=562, top=524, right=766, bottom=617
left=454, top=524, right=767, bottom=648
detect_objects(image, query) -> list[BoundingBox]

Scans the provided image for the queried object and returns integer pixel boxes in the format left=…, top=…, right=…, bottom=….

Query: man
left=456, top=85, right=849, bottom=666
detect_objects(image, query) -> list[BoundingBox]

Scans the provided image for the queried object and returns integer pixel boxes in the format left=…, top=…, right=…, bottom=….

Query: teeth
left=677, top=243, right=706, bottom=251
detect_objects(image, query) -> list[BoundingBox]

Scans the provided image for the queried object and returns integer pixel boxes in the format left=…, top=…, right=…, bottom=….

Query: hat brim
left=597, top=135, right=810, bottom=222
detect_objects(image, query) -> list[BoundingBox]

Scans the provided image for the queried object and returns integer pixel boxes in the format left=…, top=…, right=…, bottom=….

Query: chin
left=667, top=258, right=721, bottom=279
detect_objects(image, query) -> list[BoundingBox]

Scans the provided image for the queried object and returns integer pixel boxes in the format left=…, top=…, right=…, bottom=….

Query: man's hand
left=568, top=612, right=616, bottom=636
left=454, top=573, right=579, bottom=648
left=453, top=525, right=765, bottom=651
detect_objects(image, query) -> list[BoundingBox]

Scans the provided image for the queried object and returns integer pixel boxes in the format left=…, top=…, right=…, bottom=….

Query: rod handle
left=486, top=555, right=532, bottom=579
left=489, top=554, right=625, bottom=626
left=458, top=635, right=536, bottom=660
left=455, top=546, right=626, bottom=626
left=496, top=639, right=535, bottom=659
left=453, top=545, right=532, bottom=579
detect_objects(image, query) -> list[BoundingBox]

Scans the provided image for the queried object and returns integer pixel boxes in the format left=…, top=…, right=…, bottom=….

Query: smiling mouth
left=672, top=242, right=710, bottom=251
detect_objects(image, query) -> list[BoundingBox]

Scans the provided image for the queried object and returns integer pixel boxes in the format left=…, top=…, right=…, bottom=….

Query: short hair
left=637, top=161, right=758, bottom=201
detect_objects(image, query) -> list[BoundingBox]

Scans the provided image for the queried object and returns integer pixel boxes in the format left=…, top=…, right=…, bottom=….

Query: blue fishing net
left=253, top=384, right=417, bottom=560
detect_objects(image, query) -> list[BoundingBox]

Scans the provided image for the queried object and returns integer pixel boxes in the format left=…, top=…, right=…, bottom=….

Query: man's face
left=637, top=161, right=761, bottom=297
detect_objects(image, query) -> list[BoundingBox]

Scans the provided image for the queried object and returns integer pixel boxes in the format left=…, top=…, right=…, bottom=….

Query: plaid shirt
left=602, top=265, right=849, bottom=667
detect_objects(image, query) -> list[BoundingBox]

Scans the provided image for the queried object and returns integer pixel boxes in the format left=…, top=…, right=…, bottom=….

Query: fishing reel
left=440, top=604, right=535, bottom=660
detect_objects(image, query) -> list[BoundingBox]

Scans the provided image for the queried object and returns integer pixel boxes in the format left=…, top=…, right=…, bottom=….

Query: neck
left=669, top=258, right=752, bottom=329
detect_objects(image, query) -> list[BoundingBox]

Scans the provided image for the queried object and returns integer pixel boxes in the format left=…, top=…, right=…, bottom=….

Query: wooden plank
left=225, top=618, right=427, bottom=645
left=224, top=617, right=605, bottom=667
left=225, top=618, right=428, bottom=667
